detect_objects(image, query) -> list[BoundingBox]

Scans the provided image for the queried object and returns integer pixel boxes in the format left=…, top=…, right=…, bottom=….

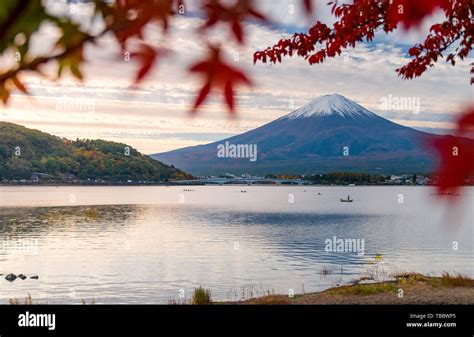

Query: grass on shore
left=191, top=286, right=212, bottom=305
left=240, top=272, right=474, bottom=305
left=440, top=272, right=474, bottom=287
left=9, top=293, right=34, bottom=305
left=9, top=294, right=96, bottom=305
left=326, top=282, right=398, bottom=296
left=395, top=272, right=474, bottom=288
left=327, top=271, right=474, bottom=297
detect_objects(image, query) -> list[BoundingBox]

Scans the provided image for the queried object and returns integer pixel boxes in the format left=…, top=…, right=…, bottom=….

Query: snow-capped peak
left=285, top=94, right=377, bottom=119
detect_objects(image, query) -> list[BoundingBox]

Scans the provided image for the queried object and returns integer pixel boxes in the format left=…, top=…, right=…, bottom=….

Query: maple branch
left=0, top=0, right=32, bottom=42
left=0, top=2, right=163, bottom=85
left=0, top=34, right=95, bottom=84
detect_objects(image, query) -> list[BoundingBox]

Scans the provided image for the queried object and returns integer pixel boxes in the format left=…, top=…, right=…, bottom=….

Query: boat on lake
left=340, top=195, right=353, bottom=202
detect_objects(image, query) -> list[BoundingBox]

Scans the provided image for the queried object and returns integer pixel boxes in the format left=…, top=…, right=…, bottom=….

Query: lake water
left=0, top=186, right=472, bottom=304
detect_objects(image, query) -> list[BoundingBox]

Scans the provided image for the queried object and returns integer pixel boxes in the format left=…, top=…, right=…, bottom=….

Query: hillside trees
left=0, top=0, right=472, bottom=191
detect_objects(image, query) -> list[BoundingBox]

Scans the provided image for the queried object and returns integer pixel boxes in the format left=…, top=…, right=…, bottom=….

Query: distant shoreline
left=0, top=182, right=452, bottom=187
left=0, top=182, right=180, bottom=187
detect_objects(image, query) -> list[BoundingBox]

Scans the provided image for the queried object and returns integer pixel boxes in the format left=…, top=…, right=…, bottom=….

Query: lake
left=0, top=185, right=472, bottom=304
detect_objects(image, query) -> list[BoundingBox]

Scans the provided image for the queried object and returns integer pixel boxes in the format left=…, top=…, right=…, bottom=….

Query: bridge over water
left=171, top=177, right=311, bottom=185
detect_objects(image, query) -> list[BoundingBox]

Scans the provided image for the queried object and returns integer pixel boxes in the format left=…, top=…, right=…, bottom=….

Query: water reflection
left=0, top=186, right=472, bottom=304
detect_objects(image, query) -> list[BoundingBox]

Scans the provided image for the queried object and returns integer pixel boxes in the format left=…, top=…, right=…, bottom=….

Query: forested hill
left=0, top=122, right=190, bottom=183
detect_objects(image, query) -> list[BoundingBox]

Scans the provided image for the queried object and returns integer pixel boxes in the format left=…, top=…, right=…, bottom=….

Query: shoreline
left=228, top=273, right=474, bottom=305
left=7, top=273, right=474, bottom=305
left=0, top=183, right=449, bottom=187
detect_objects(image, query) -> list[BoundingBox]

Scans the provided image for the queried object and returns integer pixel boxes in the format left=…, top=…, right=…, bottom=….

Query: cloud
left=2, top=2, right=472, bottom=154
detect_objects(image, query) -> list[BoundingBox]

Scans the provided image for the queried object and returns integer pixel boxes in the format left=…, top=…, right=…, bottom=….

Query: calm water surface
left=0, top=186, right=472, bottom=303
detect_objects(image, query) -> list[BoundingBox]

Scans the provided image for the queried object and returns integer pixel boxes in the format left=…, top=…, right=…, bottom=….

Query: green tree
left=6, top=157, right=32, bottom=179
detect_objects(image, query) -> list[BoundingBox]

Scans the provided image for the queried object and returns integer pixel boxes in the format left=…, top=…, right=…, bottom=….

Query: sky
left=0, top=0, right=472, bottom=154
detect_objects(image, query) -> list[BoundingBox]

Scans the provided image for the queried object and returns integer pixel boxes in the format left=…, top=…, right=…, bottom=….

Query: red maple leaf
left=386, top=0, right=449, bottom=29
left=202, top=0, right=266, bottom=43
left=432, top=106, right=474, bottom=194
left=189, top=45, right=251, bottom=113
left=108, top=0, right=180, bottom=48
left=457, top=108, right=474, bottom=132
left=131, top=43, right=160, bottom=83
left=303, top=0, right=313, bottom=14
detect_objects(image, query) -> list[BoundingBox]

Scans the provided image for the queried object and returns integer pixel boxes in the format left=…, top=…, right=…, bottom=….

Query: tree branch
left=0, top=0, right=32, bottom=42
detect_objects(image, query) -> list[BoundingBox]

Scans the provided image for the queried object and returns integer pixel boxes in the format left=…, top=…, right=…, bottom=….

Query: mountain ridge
left=152, top=94, right=470, bottom=176
left=0, top=122, right=190, bottom=182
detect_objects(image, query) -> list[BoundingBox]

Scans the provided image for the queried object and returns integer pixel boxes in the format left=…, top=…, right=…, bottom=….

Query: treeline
left=303, top=172, right=387, bottom=184
left=263, top=172, right=387, bottom=184
left=0, top=122, right=190, bottom=182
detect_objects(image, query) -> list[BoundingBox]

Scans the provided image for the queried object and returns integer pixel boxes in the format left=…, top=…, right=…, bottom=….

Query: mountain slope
left=0, top=122, right=189, bottom=182
left=152, top=94, right=470, bottom=176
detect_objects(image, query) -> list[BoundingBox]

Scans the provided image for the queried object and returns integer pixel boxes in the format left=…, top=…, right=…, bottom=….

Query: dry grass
left=9, top=294, right=99, bottom=305
left=395, top=272, right=474, bottom=288
left=244, top=295, right=293, bottom=305
left=440, top=272, right=474, bottom=287
left=9, top=293, right=34, bottom=305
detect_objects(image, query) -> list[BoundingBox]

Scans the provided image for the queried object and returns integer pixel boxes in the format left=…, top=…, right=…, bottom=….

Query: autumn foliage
left=254, top=0, right=473, bottom=84
left=0, top=0, right=473, bottom=192
left=189, top=45, right=252, bottom=113
left=431, top=106, right=474, bottom=193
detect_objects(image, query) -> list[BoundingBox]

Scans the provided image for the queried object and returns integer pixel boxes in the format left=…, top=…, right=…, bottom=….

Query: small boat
left=340, top=195, right=353, bottom=202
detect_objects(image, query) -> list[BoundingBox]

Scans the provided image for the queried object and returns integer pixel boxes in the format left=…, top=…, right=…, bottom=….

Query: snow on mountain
left=152, top=94, right=465, bottom=175
left=284, top=94, right=377, bottom=119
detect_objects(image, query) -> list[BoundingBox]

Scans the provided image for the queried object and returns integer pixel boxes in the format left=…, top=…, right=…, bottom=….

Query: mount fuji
left=152, top=94, right=456, bottom=175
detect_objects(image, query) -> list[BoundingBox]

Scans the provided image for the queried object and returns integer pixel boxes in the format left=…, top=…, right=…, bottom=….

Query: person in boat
left=341, top=195, right=352, bottom=202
